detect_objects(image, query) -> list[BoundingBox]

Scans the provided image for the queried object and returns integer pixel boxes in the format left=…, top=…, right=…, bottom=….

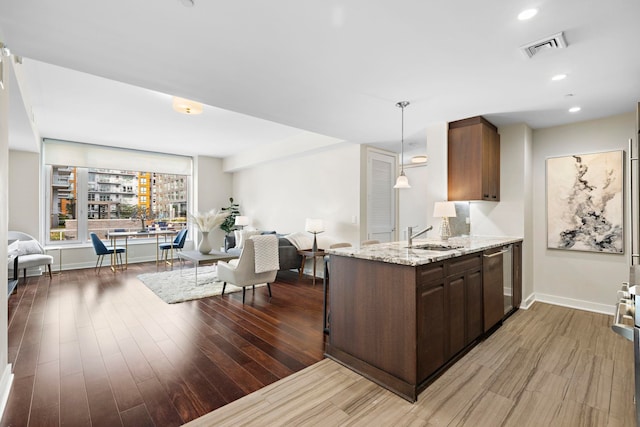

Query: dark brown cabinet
left=417, top=276, right=446, bottom=383
left=416, top=254, right=483, bottom=383
left=326, top=243, right=521, bottom=403
left=448, top=116, right=500, bottom=201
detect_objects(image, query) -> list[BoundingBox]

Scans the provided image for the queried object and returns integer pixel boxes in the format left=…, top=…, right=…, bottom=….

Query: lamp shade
left=393, top=173, right=411, bottom=189
left=433, top=201, right=457, bottom=218
left=234, top=216, right=250, bottom=226
left=305, top=218, right=324, bottom=233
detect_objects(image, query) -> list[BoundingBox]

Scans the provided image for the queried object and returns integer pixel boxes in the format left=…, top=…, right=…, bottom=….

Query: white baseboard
left=530, top=292, right=615, bottom=316
left=521, top=293, right=535, bottom=310
left=0, top=364, right=13, bottom=419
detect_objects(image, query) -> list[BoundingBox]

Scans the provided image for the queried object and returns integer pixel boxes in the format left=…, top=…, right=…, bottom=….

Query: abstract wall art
left=546, top=150, right=624, bottom=254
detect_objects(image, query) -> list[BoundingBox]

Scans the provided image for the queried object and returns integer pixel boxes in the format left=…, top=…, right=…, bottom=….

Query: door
left=367, top=149, right=396, bottom=242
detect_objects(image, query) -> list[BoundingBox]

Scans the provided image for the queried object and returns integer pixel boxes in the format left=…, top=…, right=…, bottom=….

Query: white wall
left=233, top=143, right=361, bottom=245
left=0, top=55, right=14, bottom=417
left=8, top=150, right=40, bottom=238
left=193, top=155, right=233, bottom=250
left=532, top=112, right=635, bottom=313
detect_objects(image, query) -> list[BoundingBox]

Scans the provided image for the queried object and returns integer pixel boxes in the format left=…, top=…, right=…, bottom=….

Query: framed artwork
left=546, top=150, right=624, bottom=253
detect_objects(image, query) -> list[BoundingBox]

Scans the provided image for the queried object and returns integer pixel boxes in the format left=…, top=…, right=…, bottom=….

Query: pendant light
left=393, top=101, right=411, bottom=189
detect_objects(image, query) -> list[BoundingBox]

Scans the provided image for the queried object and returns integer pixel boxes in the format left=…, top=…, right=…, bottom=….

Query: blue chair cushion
left=159, top=243, right=179, bottom=250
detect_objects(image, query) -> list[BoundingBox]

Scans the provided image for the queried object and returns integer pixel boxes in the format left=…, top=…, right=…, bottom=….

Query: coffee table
left=177, top=250, right=238, bottom=285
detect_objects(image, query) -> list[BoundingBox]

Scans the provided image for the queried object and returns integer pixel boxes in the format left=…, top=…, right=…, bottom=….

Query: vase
left=198, top=231, right=212, bottom=254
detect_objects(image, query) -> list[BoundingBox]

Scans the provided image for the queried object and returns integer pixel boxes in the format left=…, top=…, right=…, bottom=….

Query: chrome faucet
left=407, top=225, right=433, bottom=247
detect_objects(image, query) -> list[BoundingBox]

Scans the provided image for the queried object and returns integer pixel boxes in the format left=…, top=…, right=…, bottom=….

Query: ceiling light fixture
left=179, top=0, right=195, bottom=7
left=394, top=101, right=411, bottom=189
left=411, top=155, right=428, bottom=164
left=172, top=97, right=203, bottom=115
left=518, top=8, right=538, bottom=20
left=569, top=106, right=581, bottom=113
left=551, top=74, right=567, bottom=81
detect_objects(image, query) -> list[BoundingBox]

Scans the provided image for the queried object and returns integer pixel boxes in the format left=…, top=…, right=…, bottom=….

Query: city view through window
left=47, top=166, right=189, bottom=243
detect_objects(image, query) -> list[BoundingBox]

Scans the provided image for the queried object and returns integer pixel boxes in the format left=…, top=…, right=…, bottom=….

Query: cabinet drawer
left=447, top=253, right=482, bottom=276
left=417, top=262, right=445, bottom=286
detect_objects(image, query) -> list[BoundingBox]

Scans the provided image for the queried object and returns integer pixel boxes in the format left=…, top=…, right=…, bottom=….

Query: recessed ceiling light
left=569, top=106, right=581, bottom=113
left=173, top=97, right=203, bottom=114
left=552, top=74, right=567, bottom=81
left=518, top=8, right=538, bottom=20
left=179, top=0, right=194, bottom=7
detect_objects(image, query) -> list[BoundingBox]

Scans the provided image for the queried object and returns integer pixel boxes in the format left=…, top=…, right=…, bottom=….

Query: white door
left=367, top=150, right=396, bottom=242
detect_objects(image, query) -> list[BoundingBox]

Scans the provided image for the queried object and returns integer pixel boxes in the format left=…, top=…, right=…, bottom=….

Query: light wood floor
left=186, top=303, right=636, bottom=427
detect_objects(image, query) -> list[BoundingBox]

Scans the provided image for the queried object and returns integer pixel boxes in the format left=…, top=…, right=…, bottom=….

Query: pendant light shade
left=393, top=101, right=411, bottom=189
left=394, top=171, right=411, bottom=189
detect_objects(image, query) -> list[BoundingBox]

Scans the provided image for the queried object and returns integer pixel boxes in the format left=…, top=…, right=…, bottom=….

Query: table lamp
left=305, top=218, right=325, bottom=252
left=433, top=202, right=457, bottom=241
left=234, top=216, right=249, bottom=230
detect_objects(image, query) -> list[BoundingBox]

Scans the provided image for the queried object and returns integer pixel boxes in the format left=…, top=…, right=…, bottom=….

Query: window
left=44, top=140, right=192, bottom=244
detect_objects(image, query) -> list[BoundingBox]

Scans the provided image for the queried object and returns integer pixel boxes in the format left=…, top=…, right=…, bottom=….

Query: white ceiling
left=0, top=0, right=639, bottom=158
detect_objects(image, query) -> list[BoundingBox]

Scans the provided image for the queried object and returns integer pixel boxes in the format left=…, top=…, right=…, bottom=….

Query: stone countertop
left=326, top=235, right=523, bottom=267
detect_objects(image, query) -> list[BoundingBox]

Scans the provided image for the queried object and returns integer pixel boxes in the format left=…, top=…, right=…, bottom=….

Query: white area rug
left=137, top=266, right=245, bottom=304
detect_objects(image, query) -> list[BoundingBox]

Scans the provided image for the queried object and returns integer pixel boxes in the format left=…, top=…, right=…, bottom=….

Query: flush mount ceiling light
left=393, top=101, right=411, bottom=189
left=569, top=106, right=581, bottom=113
left=179, top=0, right=195, bottom=7
left=172, top=97, right=203, bottom=114
left=411, top=155, right=428, bottom=164
left=518, top=8, right=538, bottom=20
left=552, top=74, right=567, bottom=81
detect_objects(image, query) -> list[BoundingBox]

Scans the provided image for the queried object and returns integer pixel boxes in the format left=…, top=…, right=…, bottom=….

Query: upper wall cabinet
left=447, top=116, right=500, bottom=202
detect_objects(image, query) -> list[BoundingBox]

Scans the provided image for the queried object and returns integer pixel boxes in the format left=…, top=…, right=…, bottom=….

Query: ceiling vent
left=520, top=32, right=568, bottom=58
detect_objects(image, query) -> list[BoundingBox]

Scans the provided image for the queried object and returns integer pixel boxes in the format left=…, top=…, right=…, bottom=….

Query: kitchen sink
left=408, top=243, right=462, bottom=251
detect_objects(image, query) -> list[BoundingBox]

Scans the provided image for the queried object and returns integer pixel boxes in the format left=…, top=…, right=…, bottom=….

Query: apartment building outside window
left=43, top=140, right=192, bottom=244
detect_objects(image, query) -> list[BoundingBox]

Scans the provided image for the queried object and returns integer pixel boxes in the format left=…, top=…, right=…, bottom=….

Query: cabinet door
left=448, top=124, right=483, bottom=201
left=447, top=275, right=466, bottom=358
left=465, top=268, right=483, bottom=344
left=482, top=125, right=500, bottom=201
left=512, top=242, right=522, bottom=309
left=417, top=279, right=447, bottom=382
left=483, top=248, right=504, bottom=332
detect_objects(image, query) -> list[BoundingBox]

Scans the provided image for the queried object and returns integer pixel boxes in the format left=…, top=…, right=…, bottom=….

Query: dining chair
left=90, top=232, right=125, bottom=273
left=159, top=228, right=188, bottom=265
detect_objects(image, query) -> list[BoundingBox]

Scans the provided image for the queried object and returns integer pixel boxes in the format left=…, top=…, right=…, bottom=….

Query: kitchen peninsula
left=325, top=236, right=523, bottom=402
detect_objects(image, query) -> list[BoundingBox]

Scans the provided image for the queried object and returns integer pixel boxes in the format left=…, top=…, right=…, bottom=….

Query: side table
left=297, top=249, right=326, bottom=287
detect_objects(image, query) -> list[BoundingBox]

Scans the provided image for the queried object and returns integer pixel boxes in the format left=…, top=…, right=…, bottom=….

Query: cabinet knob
left=483, top=194, right=489, bottom=198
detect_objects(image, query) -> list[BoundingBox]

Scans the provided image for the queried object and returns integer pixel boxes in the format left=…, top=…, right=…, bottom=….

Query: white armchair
left=8, top=231, right=53, bottom=281
left=217, top=235, right=279, bottom=304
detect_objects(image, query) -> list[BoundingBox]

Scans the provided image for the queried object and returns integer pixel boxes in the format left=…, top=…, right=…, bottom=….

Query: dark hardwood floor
left=2, top=262, right=327, bottom=426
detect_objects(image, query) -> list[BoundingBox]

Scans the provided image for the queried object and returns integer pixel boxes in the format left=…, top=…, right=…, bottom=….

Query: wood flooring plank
left=136, top=376, right=185, bottom=427
left=59, top=372, right=91, bottom=427
left=59, top=340, right=83, bottom=377
left=0, top=375, right=35, bottom=427
left=103, top=352, right=145, bottom=412
left=120, top=404, right=155, bottom=427
left=29, top=359, right=60, bottom=427
left=146, top=353, right=209, bottom=422
left=115, top=337, right=156, bottom=384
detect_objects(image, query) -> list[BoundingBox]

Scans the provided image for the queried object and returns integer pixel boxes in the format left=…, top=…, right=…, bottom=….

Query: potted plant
left=220, top=197, right=241, bottom=235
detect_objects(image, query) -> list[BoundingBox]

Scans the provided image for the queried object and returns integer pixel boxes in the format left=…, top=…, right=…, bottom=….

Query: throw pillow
left=17, top=240, right=44, bottom=255
left=236, top=230, right=260, bottom=249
